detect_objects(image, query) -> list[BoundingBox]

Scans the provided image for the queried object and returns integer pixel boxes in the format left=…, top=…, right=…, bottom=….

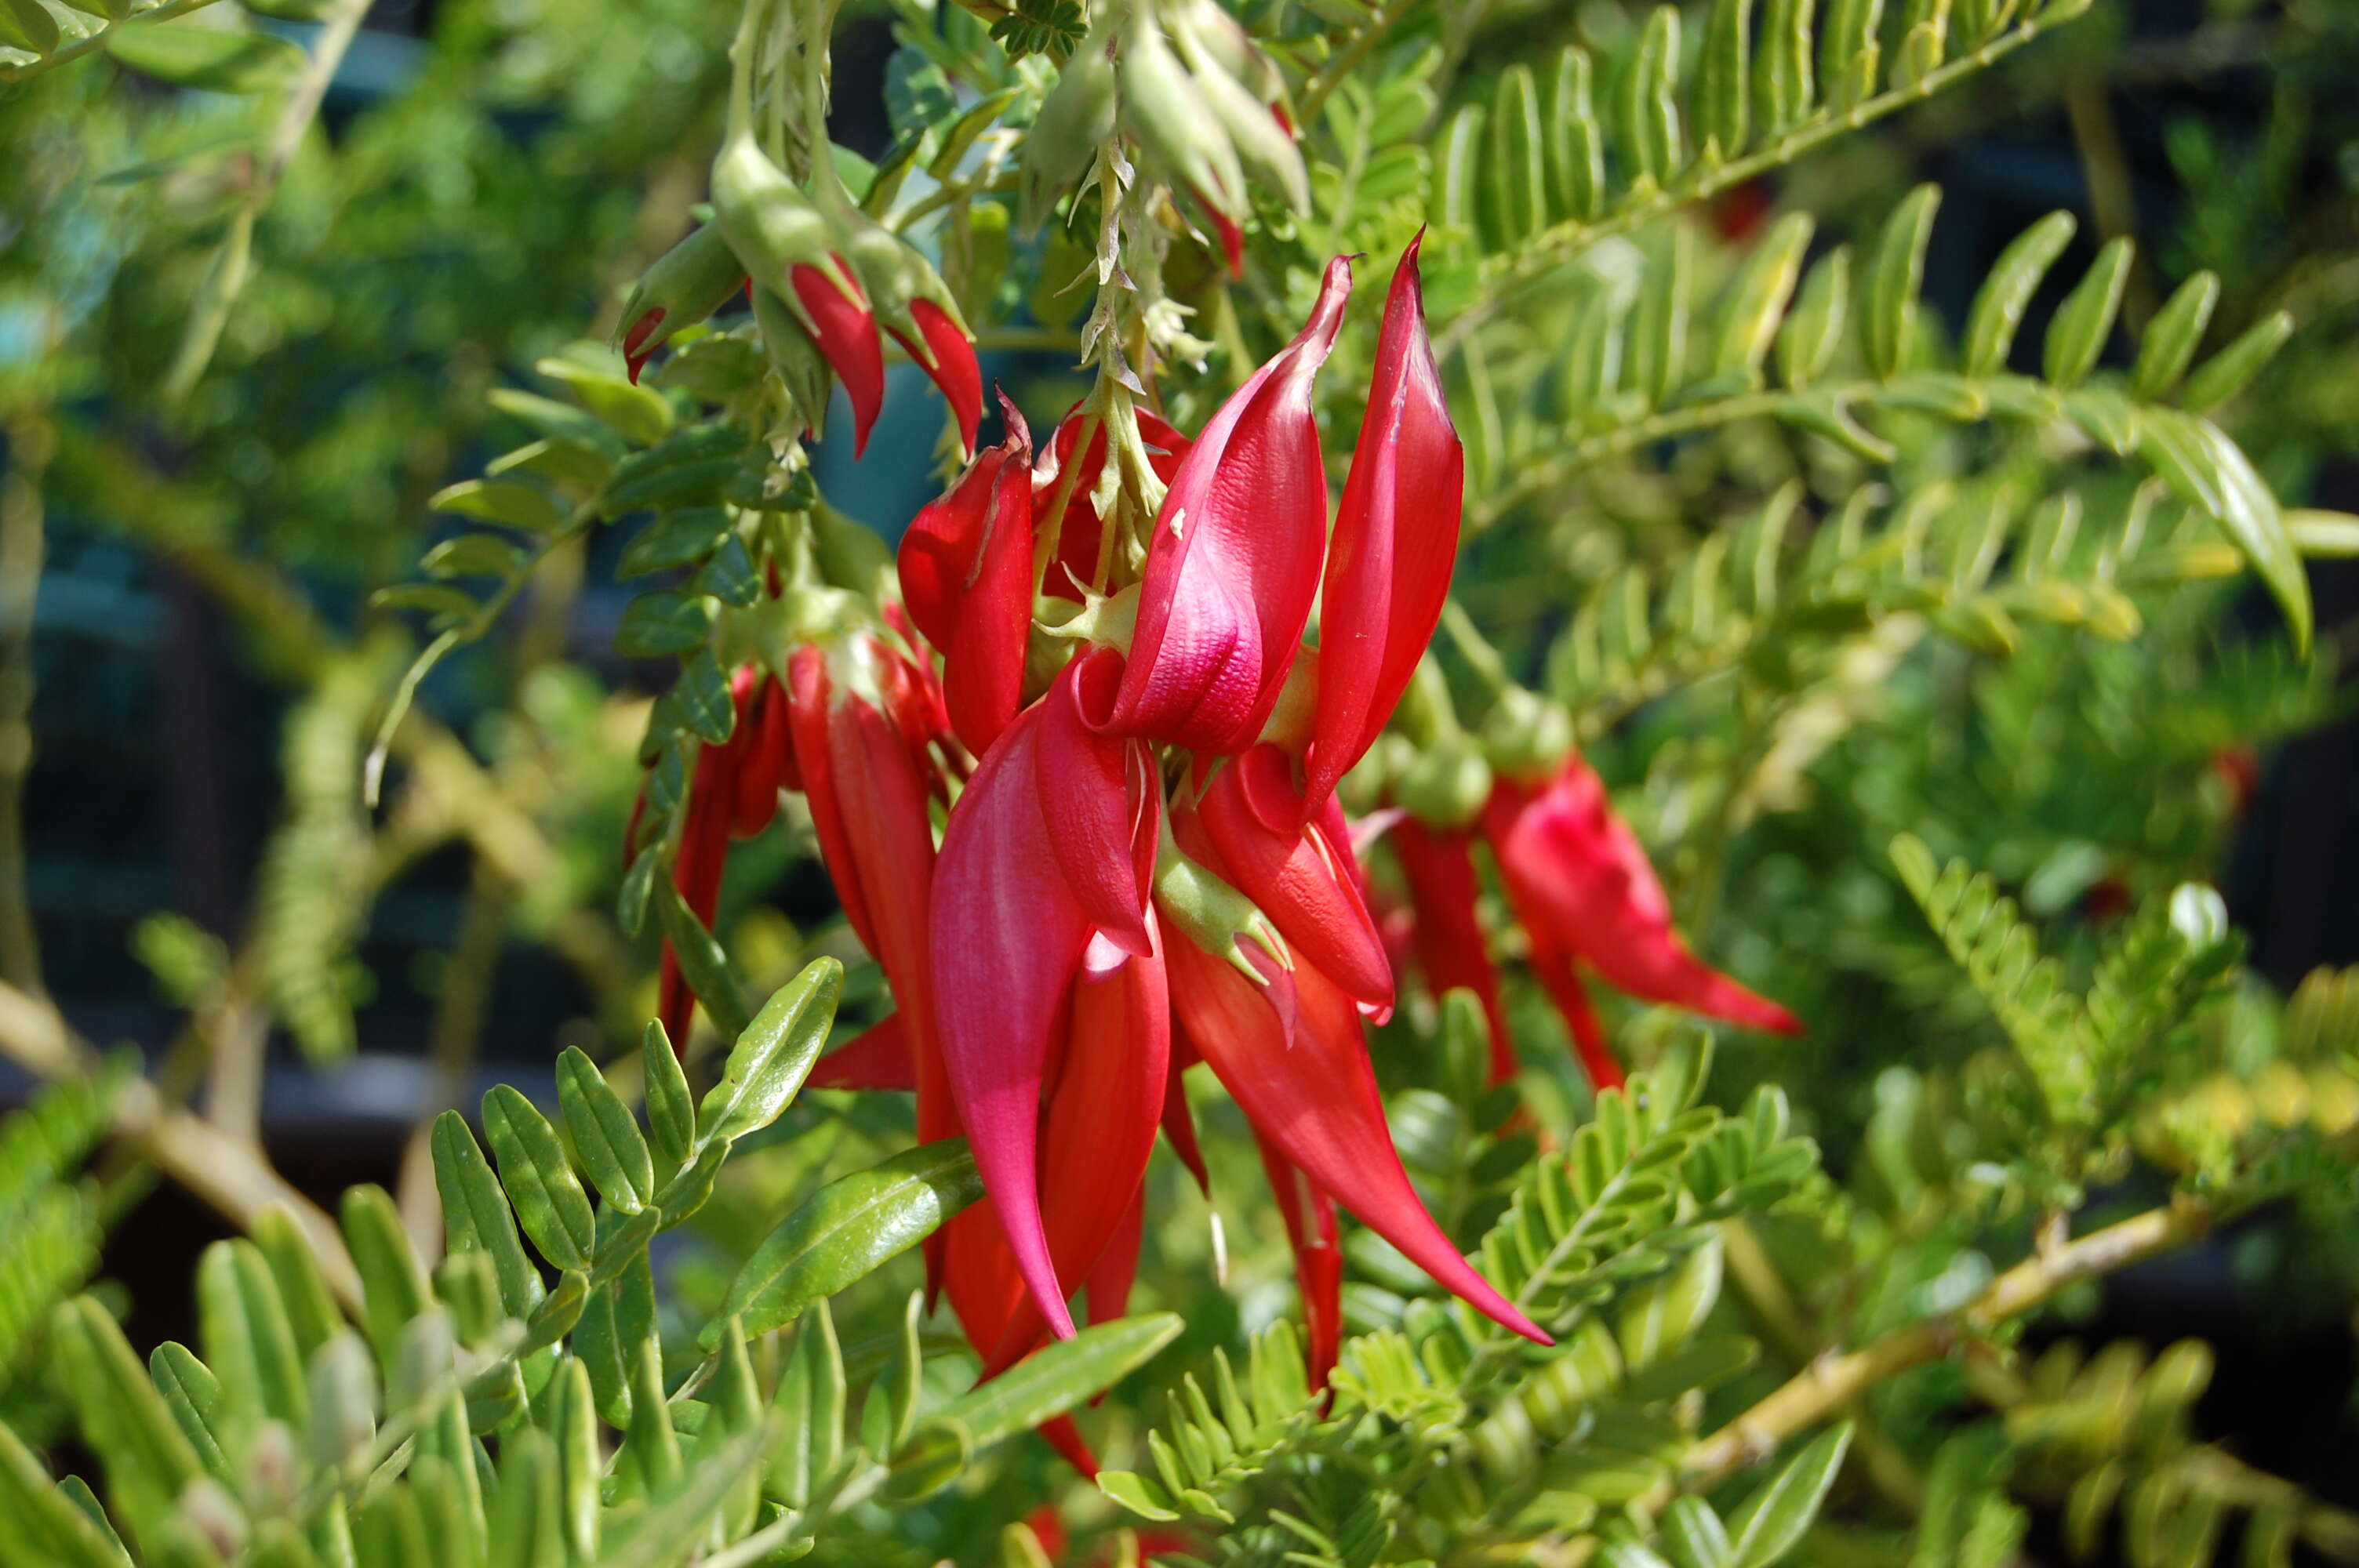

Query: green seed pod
left=1481, top=688, right=1576, bottom=782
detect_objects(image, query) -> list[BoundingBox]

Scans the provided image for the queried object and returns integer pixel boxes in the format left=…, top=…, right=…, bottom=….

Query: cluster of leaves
left=0, top=959, right=1201, bottom=1566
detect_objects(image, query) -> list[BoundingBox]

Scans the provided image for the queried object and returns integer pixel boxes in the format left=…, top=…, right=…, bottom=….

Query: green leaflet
left=708, top=1138, right=983, bottom=1347
left=341, top=1184, right=432, bottom=1371
left=1776, top=245, right=1851, bottom=391
left=2179, top=310, right=2293, bottom=413
left=2130, top=271, right=2221, bottom=401
left=2044, top=236, right=2134, bottom=387
left=655, top=880, right=753, bottom=1041
left=1960, top=210, right=2076, bottom=377
left=555, top=1046, right=656, bottom=1214
left=642, top=1020, right=696, bottom=1174
left=1864, top=184, right=1942, bottom=379
left=1711, top=212, right=1813, bottom=387
left=482, top=1084, right=597, bottom=1272
left=1696, top=0, right=1752, bottom=162
left=695, top=957, right=845, bottom=1150
left=931, top=1312, right=1184, bottom=1451
left=1488, top=64, right=1548, bottom=244
left=1727, top=1424, right=1856, bottom=1568
left=431, top=1112, right=545, bottom=1320
left=2135, top=408, right=2310, bottom=655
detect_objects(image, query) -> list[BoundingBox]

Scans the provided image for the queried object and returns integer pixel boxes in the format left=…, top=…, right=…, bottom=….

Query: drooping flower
left=1481, top=751, right=1802, bottom=1089
left=1109, top=257, right=1352, bottom=753
left=1301, top=231, right=1463, bottom=822
left=616, top=224, right=748, bottom=385
left=1390, top=816, right=1518, bottom=1085
left=929, top=648, right=1163, bottom=1345
left=896, top=401, right=1037, bottom=756
left=1179, top=746, right=1392, bottom=1015
left=1159, top=924, right=1549, bottom=1347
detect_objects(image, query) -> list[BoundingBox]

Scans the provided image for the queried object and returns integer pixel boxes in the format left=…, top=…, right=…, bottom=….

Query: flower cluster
left=614, top=138, right=983, bottom=456
left=638, top=232, right=1803, bottom=1456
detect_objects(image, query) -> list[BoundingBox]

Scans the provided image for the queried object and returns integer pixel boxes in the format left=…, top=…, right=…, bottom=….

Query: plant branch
left=0, top=0, right=227, bottom=82
left=1682, top=1196, right=2217, bottom=1490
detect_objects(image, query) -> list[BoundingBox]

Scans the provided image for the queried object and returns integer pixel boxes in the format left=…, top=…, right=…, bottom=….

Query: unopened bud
left=1481, top=687, right=1575, bottom=782
left=1118, top=9, right=1245, bottom=222
left=1172, top=16, right=1307, bottom=214
left=615, top=223, right=747, bottom=383
left=751, top=284, right=833, bottom=437
left=711, top=133, right=856, bottom=323
left=1021, top=24, right=1118, bottom=229
left=1169, top=0, right=1282, bottom=103
left=1396, top=739, right=1493, bottom=831
left=1154, top=815, right=1289, bottom=982
left=825, top=196, right=969, bottom=363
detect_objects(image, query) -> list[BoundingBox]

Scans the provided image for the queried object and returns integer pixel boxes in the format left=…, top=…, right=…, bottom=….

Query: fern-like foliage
left=0, top=1067, right=114, bottom=1396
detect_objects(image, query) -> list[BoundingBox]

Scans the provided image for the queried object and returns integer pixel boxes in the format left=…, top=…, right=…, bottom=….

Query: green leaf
left=1431, top=104, right=1486, bottom=238
left=667, top=648, right=737, bottom=748
left=1664, top=1497, right=1734, bottom=1568
left=1819, top=0, right=1883, bottom=112
left=1728, top=1424, right=1855, bottom=1568
left=655, top=877, right=754, bottom=1047
left=620, top=1333, right=681, bottom=1491
left=882, top=1416, right=972, bottom=1503
left=148, top=1342, right=229, bottom=1479
left=1711, top=212, right=1813, bottom=387
left=482, top=1085, right=598, bottom=1272
left=369, top=583, right=480, bottom=624
left=253, top=1204, right=343, bottom=1363
left=1099, top=1470, right=1183, bottom=1523
left=709, top=1138, right=983, bottom=1348
left=932, top=1312, right=1184, bottom=1451
left=613, top=590, right=714, bottom=659
left=1686, top=1, right=1749, bottom=165
left=1754, top=0, right=1815, bottom=134
left=2179, top=309, right=2292, bottom=413
left=341, top=1185, right=431, bottom=1369
left=770, top=1299, right=848, bottom=1509
left=2136, top=408, right=2310, bottom=654
left=0, top=1417, right=125, bottom=1568
left=1615, top=6, right=1684, bottom=191
left=430, top=1112, right=544, bottom=1320
left=1543, top=48, right=1605, bottom=223
left=2131, top=270, right=2221, bottom=401
left=487, top=390, right=627, bottom=456
left=198, top=1240, right=310, bottom=1432
left=1487, top=64, right=1547, bottom=244
left=1776, top=245, right=1851, bottom=391
left=2, top=0, right=58, bottom=56
left=422, top=534, right=529, bottom=582
left=523, top=1269, right=589, bottom=1353
left=696, top=956, right=845, bottom=1149
left=2043, top=236, right=2133, bottom=387
left=305, top=1332, right=379, bottom=1475
left=642, top=1021, right=696, bottom=1174
left=864, top=1290, right=925, bottom=1456
left=598, top=426, right=753, bottom=517
left=692, top=532, right=761, bottom=608
left=536, top=357, right=674, bottom=446
left=108, top=22, right=305, bottom=93
left=428, top=479, right=569, bottom=535
left=1865, top=185, right=1941, bottom=379
left=555, top=1047, right=655, bottom=1213
left=1960, top=211, right=2075, bottom=378
left=50, top=1297, right=204, bottom=1532
left=549, top=1359, right=601, bottom=1562
left=1630, top=223, right=1693, bottom=410
left=1616, top=1236, right=1724, bottom=1369
left=618, top=842, right=660, bottom=938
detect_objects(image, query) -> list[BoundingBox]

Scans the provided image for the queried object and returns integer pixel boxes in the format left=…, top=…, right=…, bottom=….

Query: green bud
left=711, top=133, right=856, bottom=327
left=1480, top=688, right=1576, bottom=782
left=1396, top=739, right=1494, bottom=832
left=751, top=284, right=833, bottom=435
left=1118, top=9, right=1245, bottom=220
left=1021, top=24, right=1118, bottom=230
left=1169, top=0, right=1282, bottom=102
left=1172, top=11, right=1306, bottom=214
left=615, top=224, right=747, bottom=380
left=1153, top=812, right=1289, bottom=982
left=821, top=191, right=970, bottom=361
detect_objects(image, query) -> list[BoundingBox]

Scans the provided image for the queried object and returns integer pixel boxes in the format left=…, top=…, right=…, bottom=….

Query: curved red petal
left=931, top=699, right=1093, bottom=1344
left=940, top=443, right=1035, bottom=757
left=911, top=299, right=982, bottom=455
left=1390, top=819, right=1518, bottom=1084
left=896, top=448, right=1009, bottom=652
left=1162, top=935, right=1548, bottom=1345
left=1111, top=256, right=1352, bottom=753
left=791, top=260, right=885, bottom=457
left=1192, top=748, right=1392, bottom=1010
left=806, top=1012, right=917, bottom=1091
left=1303, top=232, right=1463, bottom=820
left=1037, top=648, right=1158, bottom=957
left=1253, top=1130, right=1342, bottom=1392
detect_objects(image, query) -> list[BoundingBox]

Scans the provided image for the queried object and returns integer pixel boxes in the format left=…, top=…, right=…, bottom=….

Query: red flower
left=929, top=648, right=1163, bottom=1345
left=1110, top=257, right=1353, bottom=753
left=1482, top=753, right=1802, bottom=1088
left=1390, top=817, right=1518, bottom=1086
left=1301, top=231, right=1463, bottom=821
left=896, top=401, right=1036, bottom=756
left=790, top=263, right=887, bottom=457
left=1038, top=407, right=1193, bottom=602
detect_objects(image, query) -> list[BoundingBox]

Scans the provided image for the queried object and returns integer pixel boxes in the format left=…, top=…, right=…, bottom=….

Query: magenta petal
left=931, top=704, right=1092, bottom=1344
left=1163, top=935, right=1549, bottom=1345
left=1302, top=232, right=1464, bottom=820
left=1037, top=648, right=1158, bottom=957
left=1110, top=256, right=1353, bottom=753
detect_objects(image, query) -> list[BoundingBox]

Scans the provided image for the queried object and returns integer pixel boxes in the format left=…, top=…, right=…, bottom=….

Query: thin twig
left=1681, top=1197, right=2218, bottom=1489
